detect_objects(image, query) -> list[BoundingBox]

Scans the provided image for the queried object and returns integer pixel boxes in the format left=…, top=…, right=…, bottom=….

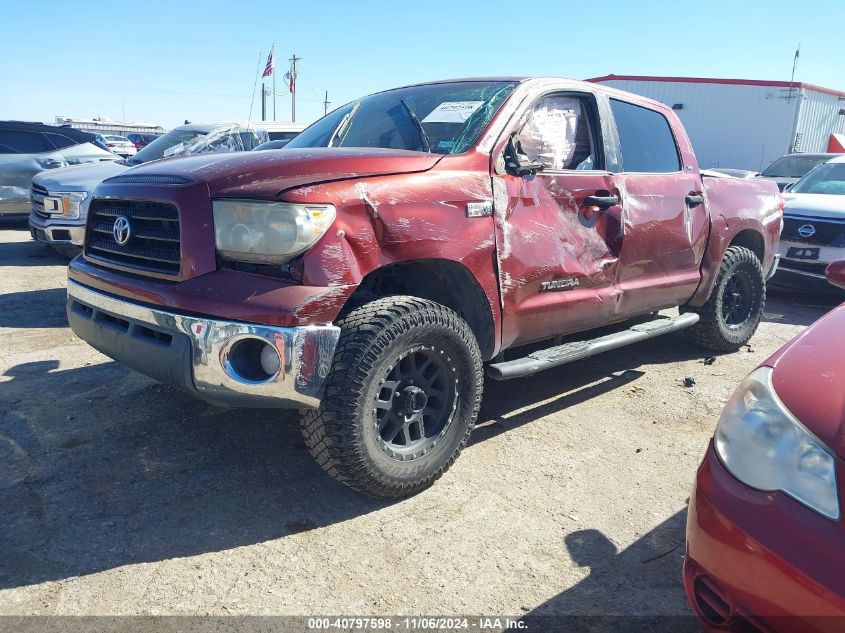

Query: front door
left=493, top=92, right=625, bottom=349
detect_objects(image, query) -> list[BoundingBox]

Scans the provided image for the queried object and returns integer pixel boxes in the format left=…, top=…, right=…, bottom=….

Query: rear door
left=608, top=98, right=709, bottom=317
left=493, top=91, right=625, bottom=348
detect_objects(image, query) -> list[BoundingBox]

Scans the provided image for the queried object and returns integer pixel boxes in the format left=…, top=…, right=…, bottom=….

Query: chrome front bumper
left=67, top=280, right=340, bottom=409
left=29, top=211, right=86, bottom=246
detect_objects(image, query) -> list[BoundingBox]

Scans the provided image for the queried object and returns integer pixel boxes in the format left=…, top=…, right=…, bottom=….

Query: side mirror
left=826, top=260, right=845, bottom=290
left=783, top=183, right=793, bottom=192
left=504, top=136, right=545, bottom=177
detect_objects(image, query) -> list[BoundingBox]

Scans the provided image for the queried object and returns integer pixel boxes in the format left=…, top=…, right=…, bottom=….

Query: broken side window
left=515, top=96, right=595, bottom=171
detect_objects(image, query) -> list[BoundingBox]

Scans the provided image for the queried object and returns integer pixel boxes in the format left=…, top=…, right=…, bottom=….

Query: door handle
left=584, top=194, right=619, bottom=209
left=685, top=193, right=705, bottom=207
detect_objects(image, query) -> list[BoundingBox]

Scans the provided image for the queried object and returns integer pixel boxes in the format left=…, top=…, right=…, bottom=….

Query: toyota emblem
left=112, top=216, right=131, bottom=245
left=797, top=224, right=816, bottom=239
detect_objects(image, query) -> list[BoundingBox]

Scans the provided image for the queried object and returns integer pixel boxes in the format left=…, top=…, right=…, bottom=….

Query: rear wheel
left=300, top=296, right=483, bottom=498
left=685, top=245, right=765, bottom=352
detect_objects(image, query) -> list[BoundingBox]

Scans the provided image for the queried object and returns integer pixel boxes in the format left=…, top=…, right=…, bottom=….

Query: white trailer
left=589, top=75, right=845, bottom=171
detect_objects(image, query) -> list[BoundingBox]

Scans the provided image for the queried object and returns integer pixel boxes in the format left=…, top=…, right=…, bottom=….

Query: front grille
left=86, top=199, right=181, bottom=275
left=782, top=215, right=845, bottom=247
left=31, top=183, right=49, bottom=218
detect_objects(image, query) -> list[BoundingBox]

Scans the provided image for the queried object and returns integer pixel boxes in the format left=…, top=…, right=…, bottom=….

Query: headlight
left=212, top=199, right=336, bottom=264
left=715, top=366, right=840, bottom=520
left=42, top=191, right=88, bottom=219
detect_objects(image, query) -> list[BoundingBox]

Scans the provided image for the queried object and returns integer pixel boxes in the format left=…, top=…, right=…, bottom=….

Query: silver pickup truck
left=30, top=123, right=269, bottom=255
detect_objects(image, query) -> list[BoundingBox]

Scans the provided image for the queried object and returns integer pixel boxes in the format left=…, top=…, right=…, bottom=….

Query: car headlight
left=212, top=199, right=336, bottom=265
left=42, top=191, right=88, bottom=220
left=714, top=366, right=840, bottom=520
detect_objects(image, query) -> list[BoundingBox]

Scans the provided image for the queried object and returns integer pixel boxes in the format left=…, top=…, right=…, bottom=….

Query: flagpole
left=788, top=43, right=800, bottom=103
left=272, top=43, right=276, bottom=121
left=247, top=50, right=262, bottom=127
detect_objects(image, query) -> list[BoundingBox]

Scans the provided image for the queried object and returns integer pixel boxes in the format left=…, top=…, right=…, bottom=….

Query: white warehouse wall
left=594, top=79, right=801, bottom=171
left=796, top=89, right=845, bottom=154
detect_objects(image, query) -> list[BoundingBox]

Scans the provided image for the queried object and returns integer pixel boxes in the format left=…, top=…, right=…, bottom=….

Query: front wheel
left=300, top=296, right=483, bottom=498
left=685, top=245, right=766, bottom=352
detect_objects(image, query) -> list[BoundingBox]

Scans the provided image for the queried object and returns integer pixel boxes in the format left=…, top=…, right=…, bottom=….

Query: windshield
left=761, top=155, right=830, bottom=178
left=789, top=162, right=845, bottom=195
left=127, top=126, right=268, bottom=165
left=286, top=80, right=518, bottom=155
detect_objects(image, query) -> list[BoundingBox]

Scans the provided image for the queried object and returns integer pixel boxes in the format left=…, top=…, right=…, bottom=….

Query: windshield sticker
left=422, top=101, right=484, bottom=123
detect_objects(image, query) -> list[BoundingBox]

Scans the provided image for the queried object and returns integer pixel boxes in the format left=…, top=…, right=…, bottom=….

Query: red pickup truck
left=66, top=78, right=783, bottom=498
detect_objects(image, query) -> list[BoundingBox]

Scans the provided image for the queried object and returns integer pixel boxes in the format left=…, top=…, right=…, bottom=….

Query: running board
left=487, top=312, right=700, bottom=380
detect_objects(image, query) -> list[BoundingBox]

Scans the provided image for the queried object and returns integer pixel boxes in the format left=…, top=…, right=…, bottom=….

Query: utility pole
left=289, top=54, right=300, bottom=122
left=323, top=91, right=330, bottom=116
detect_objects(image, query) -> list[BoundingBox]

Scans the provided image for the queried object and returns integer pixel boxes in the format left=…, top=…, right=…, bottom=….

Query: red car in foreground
left=685, top=260, right=845, bottom=633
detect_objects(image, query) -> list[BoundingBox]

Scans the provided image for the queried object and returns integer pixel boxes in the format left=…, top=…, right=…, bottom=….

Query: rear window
left=610, top=99, right=681, bottom=173
left=268, top=131, right=300, bottom=141
left=0, top=130, right=55, bottom=154
left=45, top=132, right=83, bottom=150
left=761, top=155, right=830, bottom=178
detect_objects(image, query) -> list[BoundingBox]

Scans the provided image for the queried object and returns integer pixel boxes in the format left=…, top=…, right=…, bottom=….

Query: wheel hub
left=722, top=271, right=754, bottom=328
left=399, top=386, right=428, bottom=416
left=372, top=344, right=459, bottom=461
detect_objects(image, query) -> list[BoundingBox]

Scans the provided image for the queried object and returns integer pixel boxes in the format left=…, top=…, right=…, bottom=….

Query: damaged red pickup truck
left=66, top=78, right=783, bottom=497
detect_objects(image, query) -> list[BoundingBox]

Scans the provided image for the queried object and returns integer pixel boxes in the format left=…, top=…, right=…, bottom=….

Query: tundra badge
left=540, top=278, right=580, bottom=292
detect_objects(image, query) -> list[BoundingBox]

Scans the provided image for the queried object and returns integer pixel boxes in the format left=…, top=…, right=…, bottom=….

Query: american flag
left=262, top=47, right=274, bottom=78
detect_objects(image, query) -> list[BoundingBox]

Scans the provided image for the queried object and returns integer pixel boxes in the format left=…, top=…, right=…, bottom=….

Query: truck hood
left=33, top=160, right=129, bottom=192
left=118, top=148, right=445, bottom=197
left=782, top=193, right=845, bottom=219
left=769, top=303, right=845, bottom=459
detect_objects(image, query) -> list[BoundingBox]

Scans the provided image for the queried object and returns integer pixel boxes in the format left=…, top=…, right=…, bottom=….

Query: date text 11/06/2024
left=306, top=617, right=528, bottom=630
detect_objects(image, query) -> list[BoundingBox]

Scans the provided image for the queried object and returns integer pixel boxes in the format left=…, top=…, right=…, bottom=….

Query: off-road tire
left=300, top=296, right=483, bottom=498
left=685, top=245, right=765, bottom=352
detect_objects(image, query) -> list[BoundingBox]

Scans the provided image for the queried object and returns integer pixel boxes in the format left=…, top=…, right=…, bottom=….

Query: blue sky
left=1, top=0, right=843, bottom=129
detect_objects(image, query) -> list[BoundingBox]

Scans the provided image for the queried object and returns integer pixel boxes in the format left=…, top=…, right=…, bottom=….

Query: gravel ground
left=0, top=218, right=837, bottom=625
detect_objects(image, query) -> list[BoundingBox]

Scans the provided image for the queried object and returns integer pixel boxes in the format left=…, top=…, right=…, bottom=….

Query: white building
left=589, top=75, right=845, bottom=171
left=54, top=116, right=165, bottom=137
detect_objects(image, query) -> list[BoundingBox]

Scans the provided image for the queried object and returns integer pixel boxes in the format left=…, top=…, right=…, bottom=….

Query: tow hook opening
left=223, top=337, right=281, bottom=384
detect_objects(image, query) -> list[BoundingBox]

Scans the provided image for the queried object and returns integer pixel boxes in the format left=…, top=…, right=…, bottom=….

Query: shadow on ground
left=764, top=288, right=841, bottom=327
left=476, top=326, right=724, bottom=440
left=0, top=238, right=69, bottom=267
left=520, top=510, right=702, bottom=632
left=0, top=288, right=68, bottom=329
left=0, top=359, right=392, bottom=590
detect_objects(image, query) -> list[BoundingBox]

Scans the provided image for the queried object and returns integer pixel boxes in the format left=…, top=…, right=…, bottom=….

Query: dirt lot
left=0, top=218, right=838, bottom=624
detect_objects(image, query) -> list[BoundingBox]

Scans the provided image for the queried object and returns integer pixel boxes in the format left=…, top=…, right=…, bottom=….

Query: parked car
left=685, top=259, right=845, bottom=632
left=102, top=135, right=137, bottom=157
left=707, top=168, right=758, bottom=179
left=91, top=134, right=113, bottom=153
left=253, top=139, right=291, bottom=150
left=126, top=133, right=159, bottom=151
left=30, top=123, right=268, bottom=254
left=757, top=152, right=841, bottom=192
left=773, top=155, right=845, bottom=293
left=258, top=121, right=307, bottom=143
left=0, top=121, right=117, bottom=216
left=65, top=77, right=782, bottom=498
